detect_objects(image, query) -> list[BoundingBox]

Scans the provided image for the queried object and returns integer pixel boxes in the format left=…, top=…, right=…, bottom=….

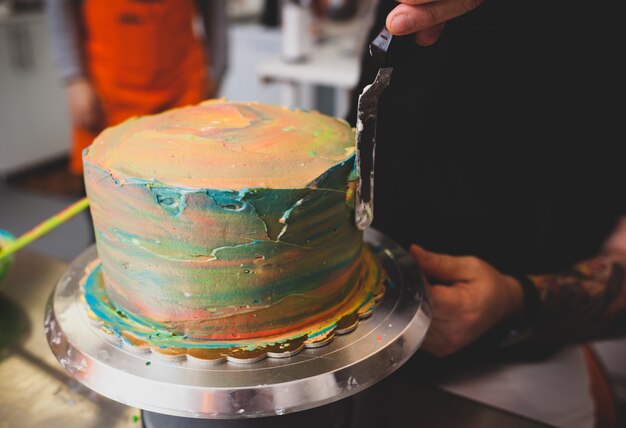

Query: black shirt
left=348, top=0, right=625, bottom=277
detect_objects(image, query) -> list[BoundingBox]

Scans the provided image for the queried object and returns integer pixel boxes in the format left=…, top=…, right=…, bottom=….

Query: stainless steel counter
left=0, top=250, right=550, bottom=427
left=0, top=250, right=139, bottom=427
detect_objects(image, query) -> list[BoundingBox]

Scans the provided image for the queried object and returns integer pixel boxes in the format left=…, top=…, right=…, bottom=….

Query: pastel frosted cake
left=82, top=100, right=383, bottom=360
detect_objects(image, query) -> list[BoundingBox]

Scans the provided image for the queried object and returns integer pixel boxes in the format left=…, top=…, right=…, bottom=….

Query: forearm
left=530, top=252, right=626, bottom=342
left=45, top=0, right=84, bottom=83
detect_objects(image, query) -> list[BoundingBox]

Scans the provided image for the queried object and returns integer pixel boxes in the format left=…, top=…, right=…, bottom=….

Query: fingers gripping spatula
left=355, top=27, right=394, bottom=230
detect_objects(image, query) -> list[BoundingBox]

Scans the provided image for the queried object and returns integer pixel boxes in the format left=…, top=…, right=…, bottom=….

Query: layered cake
left=82, top=100, right=383, bottom=359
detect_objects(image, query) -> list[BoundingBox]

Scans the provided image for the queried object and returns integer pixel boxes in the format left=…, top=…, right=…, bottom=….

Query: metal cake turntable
left=44, top=228, right=431, bottom=421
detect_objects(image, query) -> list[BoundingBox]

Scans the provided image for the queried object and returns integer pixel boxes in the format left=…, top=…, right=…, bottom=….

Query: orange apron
left=71, top=0, right=209, bottom=174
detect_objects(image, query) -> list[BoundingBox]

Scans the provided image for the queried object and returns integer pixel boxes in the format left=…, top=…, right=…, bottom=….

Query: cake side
left=84, top=157, right=364, bottom=340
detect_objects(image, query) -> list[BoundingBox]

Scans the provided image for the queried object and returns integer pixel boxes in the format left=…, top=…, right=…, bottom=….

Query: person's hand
left=386, top=0, right=484, bottom=46
left=66, top=77, right=105, bottom=133
left=410, top=245, right=524, bottom=357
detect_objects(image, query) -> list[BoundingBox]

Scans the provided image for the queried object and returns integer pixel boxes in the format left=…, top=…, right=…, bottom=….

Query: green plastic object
left=0, top=230, right=16, bottom=284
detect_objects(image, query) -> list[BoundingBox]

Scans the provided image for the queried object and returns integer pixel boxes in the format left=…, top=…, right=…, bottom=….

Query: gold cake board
left=45, top=229, right=432, bottom=419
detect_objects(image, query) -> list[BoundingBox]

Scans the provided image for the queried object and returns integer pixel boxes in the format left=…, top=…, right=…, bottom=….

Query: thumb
left=409, top=245, right=471, bottom=283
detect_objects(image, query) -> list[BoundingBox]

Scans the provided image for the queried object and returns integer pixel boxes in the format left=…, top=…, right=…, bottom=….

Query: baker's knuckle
left=448, top=333, right=464, bottom=350
left=467, top=256, right=481, bottom=267
left=468, top=256, right=486, bottom=272
left=423, top=6, right=438, bottom=27
left=461, top=0, right=484, bottom=14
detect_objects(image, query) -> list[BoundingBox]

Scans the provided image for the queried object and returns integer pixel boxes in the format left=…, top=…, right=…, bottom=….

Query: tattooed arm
left=410, top=217, right=626, bottom=357
left=530, top=217, right=626, bottom=342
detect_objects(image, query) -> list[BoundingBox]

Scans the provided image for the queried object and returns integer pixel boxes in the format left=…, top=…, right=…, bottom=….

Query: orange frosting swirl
left=84, top=100, right=356, bottom=190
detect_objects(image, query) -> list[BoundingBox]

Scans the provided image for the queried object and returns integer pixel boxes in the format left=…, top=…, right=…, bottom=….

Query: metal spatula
left=355, top=27, right=394, bottom=230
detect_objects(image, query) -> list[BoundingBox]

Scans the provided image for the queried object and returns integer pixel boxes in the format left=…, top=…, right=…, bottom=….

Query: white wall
left=0, top=13, right=70, bottom=177
left=220, top=23, right=282, bottom=105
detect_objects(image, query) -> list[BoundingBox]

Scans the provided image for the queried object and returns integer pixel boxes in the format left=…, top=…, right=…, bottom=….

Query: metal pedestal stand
left=45, top=229, right=431, bottom=425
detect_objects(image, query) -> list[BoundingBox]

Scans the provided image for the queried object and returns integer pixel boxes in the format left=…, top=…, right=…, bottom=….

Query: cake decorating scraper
left=355, top=26, right=393, bottom=230
left=0, top=197, right=90, bottom=265
left=0, top=230, right=15, bottom=285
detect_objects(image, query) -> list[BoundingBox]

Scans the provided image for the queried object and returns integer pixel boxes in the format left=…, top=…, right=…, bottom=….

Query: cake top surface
left=83, top=100, right=356, bottom=190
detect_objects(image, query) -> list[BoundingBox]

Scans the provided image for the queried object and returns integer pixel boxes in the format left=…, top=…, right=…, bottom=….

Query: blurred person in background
left=350, top=0, right=625, bottom=426
left=46, top=0, right=229, bottom=176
